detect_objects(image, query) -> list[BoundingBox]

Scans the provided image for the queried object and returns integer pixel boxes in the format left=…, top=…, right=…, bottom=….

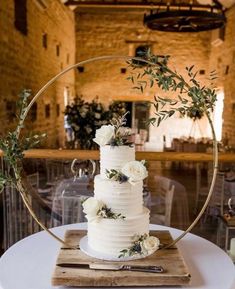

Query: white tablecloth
left=0, top=223, right=235, bottom=289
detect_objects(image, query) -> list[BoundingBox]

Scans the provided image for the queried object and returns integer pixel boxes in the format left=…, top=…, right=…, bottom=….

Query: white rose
left=142, top=236, right=160, bottom=254
left=121, top=160, right=148, bottom=185
left=82, top=197, right=104, bottom=220
left=93, top=125, right=115, bottom=146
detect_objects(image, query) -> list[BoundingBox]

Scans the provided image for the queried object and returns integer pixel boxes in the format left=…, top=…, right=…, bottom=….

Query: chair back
left=151, top=178, right=175, bottom=227
left=154, top=175, right=171, bottom=192
left=164, top=185, right=175, bottom=226
left=209, top=172, right=225, bottom=216
left=2, top=181, right=63, bottom=250
left=202, top=172, right=225, bottom=220
left=1, top=156, right=62, bottom=250
left=45, top=160, right=66, bottom=185
left=27, top=172, right=39, bottom=188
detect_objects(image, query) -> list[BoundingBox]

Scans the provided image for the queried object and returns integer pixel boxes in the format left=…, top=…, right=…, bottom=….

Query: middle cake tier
left=94, top=174, right=143, bottom=217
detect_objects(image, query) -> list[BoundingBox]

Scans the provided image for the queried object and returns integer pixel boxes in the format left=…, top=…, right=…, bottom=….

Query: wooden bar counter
left=1, top=149, right=235, bottom=162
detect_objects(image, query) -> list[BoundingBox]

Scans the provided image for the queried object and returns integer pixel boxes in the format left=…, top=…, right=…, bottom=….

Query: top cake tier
left=100, top=145, right=135, bottom=178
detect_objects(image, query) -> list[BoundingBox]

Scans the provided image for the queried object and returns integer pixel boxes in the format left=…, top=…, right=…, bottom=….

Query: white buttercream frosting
left=84, top=143, right=150, bottom=258
left=94, top=175, right=143, bottom=216
left=100, top=145, right=135, bottom=178
left=88, top=207, right=150, bottom=256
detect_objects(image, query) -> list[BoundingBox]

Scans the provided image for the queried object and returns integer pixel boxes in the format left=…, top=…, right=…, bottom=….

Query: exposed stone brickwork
left=75, top=10, right=212, bottom=148
left=2, top=4, right=233, bottom=148
left=209, top=6, right=235, bottom=146
left=0, top=0, right=75, bottom=147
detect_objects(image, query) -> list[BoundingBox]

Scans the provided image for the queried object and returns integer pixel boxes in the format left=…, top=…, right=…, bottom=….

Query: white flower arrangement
left=119, top=234, right=160, bottom=258
left=82, top=197, right=125, bottom=222
left=121, top=160, right=148, bottom=185
left=105, top=160, right=148, bottom=185
left=93, top=112, right=133, bottom=147
left=82, top=197, right=104, bottom=222
left=141, top=236, right=160, bottom=255
left=93, top=125, right=115, bottom=147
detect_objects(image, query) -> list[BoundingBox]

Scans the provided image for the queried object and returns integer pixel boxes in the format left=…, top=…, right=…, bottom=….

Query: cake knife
left=57, top=263, right=164, bottom=273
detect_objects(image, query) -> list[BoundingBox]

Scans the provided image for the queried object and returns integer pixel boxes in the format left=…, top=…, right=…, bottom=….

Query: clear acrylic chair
left=150, top=185, right=175, bottom=226
left=203, top=172, right=226, bottom=223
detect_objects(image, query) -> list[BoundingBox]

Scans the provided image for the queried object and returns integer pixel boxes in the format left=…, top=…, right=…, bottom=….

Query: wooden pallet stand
left=52, top=230, right=191, bottom=287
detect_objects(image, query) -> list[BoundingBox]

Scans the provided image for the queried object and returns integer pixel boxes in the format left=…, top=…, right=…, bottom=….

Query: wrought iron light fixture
left=144, top=1, right=226, bottom=32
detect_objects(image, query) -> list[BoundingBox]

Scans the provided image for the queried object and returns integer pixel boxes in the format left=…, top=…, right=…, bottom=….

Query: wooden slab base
left=52, top=230, right=191, bottom=287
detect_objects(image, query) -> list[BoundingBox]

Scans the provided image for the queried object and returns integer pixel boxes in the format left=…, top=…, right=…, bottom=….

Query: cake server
left=57, top=262, right=164, bottom=273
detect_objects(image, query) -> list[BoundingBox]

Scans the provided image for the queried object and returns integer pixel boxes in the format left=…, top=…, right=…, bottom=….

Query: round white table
left=0, top=223, right=235, bottom=289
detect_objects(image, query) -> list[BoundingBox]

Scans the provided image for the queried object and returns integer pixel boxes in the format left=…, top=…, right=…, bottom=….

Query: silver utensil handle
left=123, top=265, right=164, bottom=273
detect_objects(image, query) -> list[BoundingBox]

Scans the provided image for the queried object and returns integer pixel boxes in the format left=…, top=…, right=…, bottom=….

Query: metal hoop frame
left=15, top=55, right=218, bottom=248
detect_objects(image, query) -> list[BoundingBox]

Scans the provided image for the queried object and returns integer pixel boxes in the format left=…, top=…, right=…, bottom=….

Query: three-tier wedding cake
left=81, top=114, right=160, bottom=260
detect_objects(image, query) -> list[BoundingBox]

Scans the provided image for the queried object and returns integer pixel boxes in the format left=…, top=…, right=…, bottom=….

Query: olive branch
left=0, top=90, right=46, bottom=192
left=127, top=51, right=218, bottom=248
left=127, top=50, right=217, bottom=127
left=0, top=90, right=77, bottom=248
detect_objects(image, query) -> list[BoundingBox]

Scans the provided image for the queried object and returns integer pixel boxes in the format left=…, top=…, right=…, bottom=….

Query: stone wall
left=2, top=4, right=233, bottom=149
left=75, top=10, right=212, bottom=149
left=209, top=6, right=235, bottom=146
left=0, top=0, right=75, bottom=147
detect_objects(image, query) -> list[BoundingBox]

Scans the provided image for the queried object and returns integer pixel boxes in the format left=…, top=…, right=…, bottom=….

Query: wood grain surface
left=52, top=230, right=191, bottom=287
left=1, top=148, right=235, bottom=162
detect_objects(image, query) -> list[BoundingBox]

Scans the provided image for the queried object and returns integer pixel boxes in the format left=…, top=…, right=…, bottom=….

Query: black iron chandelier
left=144, top=1, right=226, bottom=32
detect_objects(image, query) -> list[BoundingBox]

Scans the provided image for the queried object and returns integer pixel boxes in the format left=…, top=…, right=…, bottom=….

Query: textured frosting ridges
left=100, top=145, right=135, bottom=178
left=94, top=175, right=143, bottom=216
left=88, top=208, right=150, bottom=255
left=86, top=143, right=150, bottom=258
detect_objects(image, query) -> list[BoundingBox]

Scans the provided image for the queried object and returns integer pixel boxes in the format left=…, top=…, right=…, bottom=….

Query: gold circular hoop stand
left=14, top=55, right=218, bottom=248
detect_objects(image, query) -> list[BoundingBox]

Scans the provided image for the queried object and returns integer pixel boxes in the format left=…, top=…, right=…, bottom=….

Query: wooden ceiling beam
left=64, top=1, right=217, bottom=10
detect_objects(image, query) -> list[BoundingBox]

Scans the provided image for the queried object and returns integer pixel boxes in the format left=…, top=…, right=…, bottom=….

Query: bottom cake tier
left=87, top=207, right=150, bottom=257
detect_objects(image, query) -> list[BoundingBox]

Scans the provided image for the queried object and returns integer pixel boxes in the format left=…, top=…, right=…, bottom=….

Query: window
left=42, top=33, right=48, bottom=49
left=123, top=101, right=150, bottom=131
left=56, top=104, right=60, bottom=117
left=6, top=101, right=17, bottom=121
left=30, top=103, right=37, bottom=122
left=199, top=69, right=205, bottom=75
left=123, top=101, right=150, bottom=143
left=45, top=104, right=50, bottom=118
left=77, top=66, right=84, bottom=73
left=133, top=45, right=151, bottom=67
left=56, top=44, right=60, bottom=57
left=14, top=0, right=28, bottom=35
